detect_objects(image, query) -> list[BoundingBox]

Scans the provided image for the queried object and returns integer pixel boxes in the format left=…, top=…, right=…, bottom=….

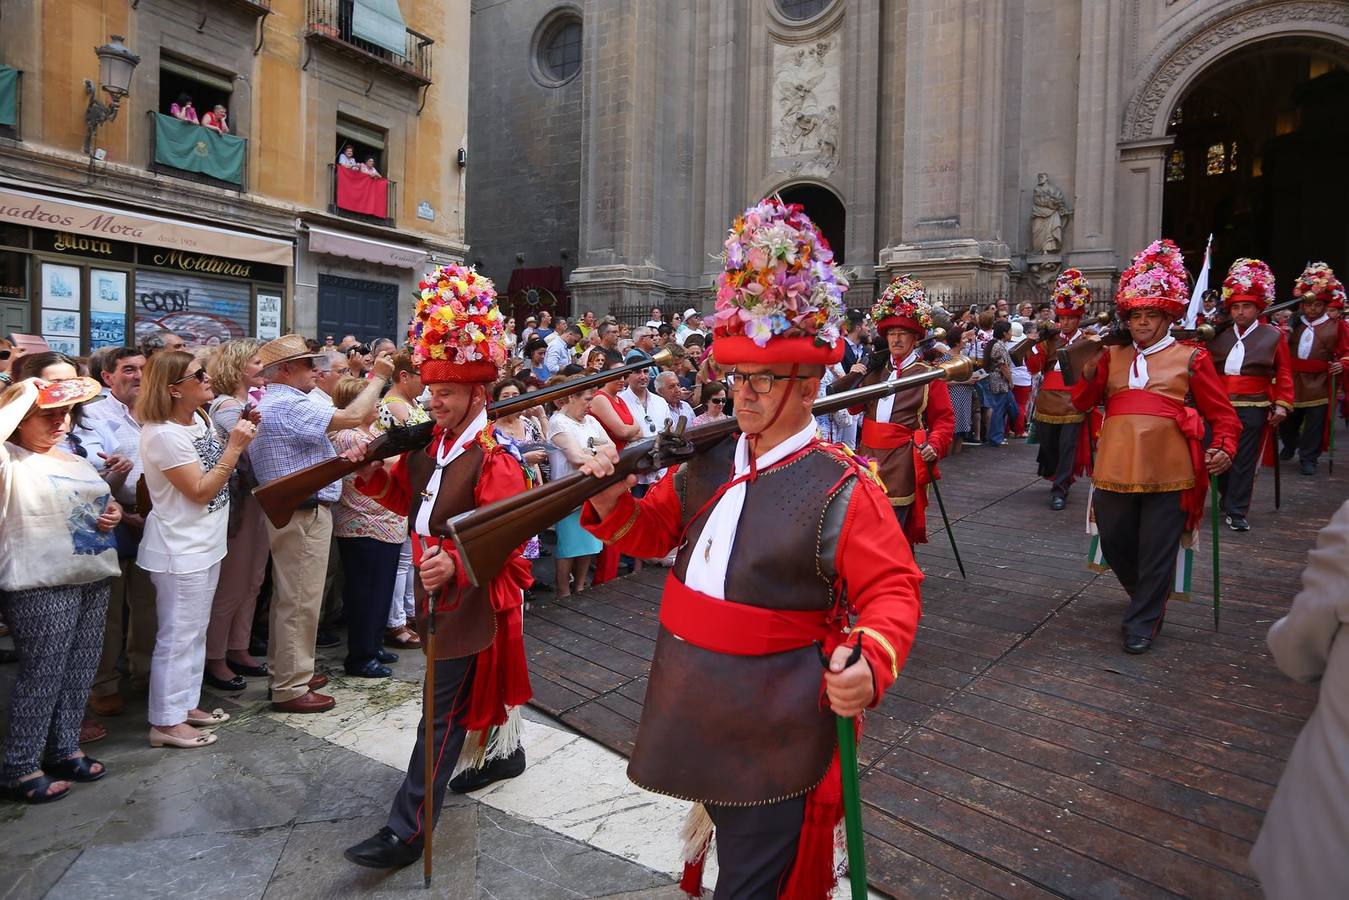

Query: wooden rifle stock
left=252, top=348, right=674, bottom=529
left=447, top=356, right=974, bottom=586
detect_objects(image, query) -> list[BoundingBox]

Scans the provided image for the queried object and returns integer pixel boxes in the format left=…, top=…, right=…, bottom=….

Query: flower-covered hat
left=871, top=275, right=934, bottom=336
left=1115, top=239, right=1191, bottom=318
left=1221, top=258, right=1276, bottom=310
left=1292, top=262, right=1346, bottom=309
left=1051, top=268, right=1091, bottom=319
left=408, top=264, right=508, bottom=384
left=710, top=197, right=848, bottom=366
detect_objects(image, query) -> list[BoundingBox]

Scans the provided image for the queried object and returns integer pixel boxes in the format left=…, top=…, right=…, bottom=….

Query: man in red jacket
left=1206, top=258, right=1293, bottom=531
left=1026, top=268, right=1094, bottom=510
left=1072, top=240, right=1240, bottom=655
left=343, top=266, right=533, bottom=870
left=828, top=274, right=955, bottom=544
left=1279, top=262, right=1349, bottom=476
left=579, top=198, right=922, bottom=899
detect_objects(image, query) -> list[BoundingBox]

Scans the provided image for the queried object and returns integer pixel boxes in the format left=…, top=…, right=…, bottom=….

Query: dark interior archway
left=778, top=183, right=846, bottom=264
left=1161, top=43, right=1349, bottom=291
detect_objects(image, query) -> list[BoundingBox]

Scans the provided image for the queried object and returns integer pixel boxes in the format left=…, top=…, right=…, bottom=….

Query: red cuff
left=581, top=492, right=639, bottom=543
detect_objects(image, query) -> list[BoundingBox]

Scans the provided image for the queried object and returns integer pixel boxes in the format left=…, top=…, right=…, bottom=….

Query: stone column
left=1067, top=0, right=1125, bottom=282
left=1114, top=137, right=1173, bottom=261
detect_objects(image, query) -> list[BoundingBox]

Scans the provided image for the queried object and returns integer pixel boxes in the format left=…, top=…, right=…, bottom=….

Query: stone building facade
left=466, top=0, right=1349, bottom=320
left=0, top=0, right=470, bottom=351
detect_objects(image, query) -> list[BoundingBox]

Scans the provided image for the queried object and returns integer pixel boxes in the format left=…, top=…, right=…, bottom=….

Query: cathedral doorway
left=1160, top=41, right=1348, bottom=290
left=778, top=182, right=846, bottom=264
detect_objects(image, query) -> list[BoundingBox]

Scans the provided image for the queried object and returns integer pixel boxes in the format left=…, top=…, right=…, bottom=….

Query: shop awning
left=352, top=0, right=409, bottom=57
left=307, top=225, right=426, bottom=269
left=0, top=184, right=292, bottom=266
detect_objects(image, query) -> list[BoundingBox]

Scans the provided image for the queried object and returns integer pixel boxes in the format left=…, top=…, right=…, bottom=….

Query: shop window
left=1205, top=143, right=1226, bottom=176
left=1166, top=149, right=1185, bottom=183
left=0, top=249, right=28, bottom=301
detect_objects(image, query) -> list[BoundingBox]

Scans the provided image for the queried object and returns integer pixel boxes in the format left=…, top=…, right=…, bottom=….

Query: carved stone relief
left=770, top=37, right=840, bottom=177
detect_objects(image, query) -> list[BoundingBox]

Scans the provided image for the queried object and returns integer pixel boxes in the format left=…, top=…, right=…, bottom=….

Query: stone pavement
left=0, top=638, right=690, bottom=900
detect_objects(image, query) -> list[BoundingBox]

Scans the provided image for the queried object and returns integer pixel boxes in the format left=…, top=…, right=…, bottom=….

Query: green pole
left=836, top=715, right=867, bottom=898
left=1329, top=372, right=1336, bottom=475
left=1209, top=479, right=1221, bottom=632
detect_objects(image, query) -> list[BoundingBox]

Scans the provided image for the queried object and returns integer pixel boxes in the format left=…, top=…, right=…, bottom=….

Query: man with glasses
left=830, top=275, right=956, bottom=545
left=577, top=199, right=921, bottom=899
left=617, top=366, right=672, bottom=498
left=250, top=334, right=393, bottom=713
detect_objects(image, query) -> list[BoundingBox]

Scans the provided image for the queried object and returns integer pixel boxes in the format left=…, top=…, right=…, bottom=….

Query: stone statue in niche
left=771, top=39, right=840, bottom=176
left=1030, top=173, right=1072, bottom=255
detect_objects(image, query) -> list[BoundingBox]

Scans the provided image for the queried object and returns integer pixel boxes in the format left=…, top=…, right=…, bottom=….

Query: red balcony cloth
left=336, top=165, right=388, bottom=218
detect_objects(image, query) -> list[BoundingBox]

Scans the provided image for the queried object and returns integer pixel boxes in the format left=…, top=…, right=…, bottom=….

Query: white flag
left=1184, top=234, right=1213, bottom=328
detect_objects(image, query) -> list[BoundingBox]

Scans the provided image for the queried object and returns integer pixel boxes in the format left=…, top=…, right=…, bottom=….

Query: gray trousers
left=1280, top=404, right=1328, bottom=465
left=0, top=579, right=111, bottom=780
left=387, top=655, right=475, bottom=844
left=1092, top=490, right=1187, bottom=639
left=1036, top=420, right=1082, bottom=499
left=1217, top=406, right=1269, bottom=518
left=707, top=796, right=807, bottom=899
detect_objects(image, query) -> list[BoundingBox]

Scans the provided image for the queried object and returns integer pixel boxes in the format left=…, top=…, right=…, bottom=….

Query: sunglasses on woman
left=708, top=397, right=726, bottom=405
left=172, top=368, right=208, bottom=384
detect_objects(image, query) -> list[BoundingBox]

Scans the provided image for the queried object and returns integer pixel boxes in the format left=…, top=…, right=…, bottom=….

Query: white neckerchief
left=413, top=407, right=487, bottom=537
left=875, top=350, right=920, bottom=422
left=1128, top=335, right=1176, bottom=390
left=1298, top=314, right=1328, bottom=360
left=1223, top=320, right=1260, bottom=376
left=683, top=419, right=818, bottom=600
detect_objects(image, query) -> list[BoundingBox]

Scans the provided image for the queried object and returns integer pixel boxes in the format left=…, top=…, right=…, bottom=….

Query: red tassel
left=680, top=855, right=707, bottom=896
left=780, top=751, right=844, bottom=900
left=462, top=607, right=533, bottom=731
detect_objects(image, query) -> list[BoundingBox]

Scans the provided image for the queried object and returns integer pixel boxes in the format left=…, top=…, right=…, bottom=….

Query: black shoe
left=1049, top=496, right=1066, bottom=511
left=344, top=660, right=393, bottom=679
left=226, top=659, right=269, bottom=678
left=1123, top=635, right=1152, bottom=654
left=1225, top=514, right=1250, bottom=532
left=375, top=649, right=399, bottom=664
left=344, top=827, right=423, bottom=869
left=449, top=746, right=527, bottom=794
left=1300, top=461, right=1317, bottom=476
left=203, top=671, right=246, bottom=692
left=315, top=629, right=341, bottom=648
left=1279, top=446, right=1296, bottom=461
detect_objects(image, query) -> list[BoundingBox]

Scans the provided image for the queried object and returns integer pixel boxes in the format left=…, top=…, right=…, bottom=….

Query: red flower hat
left=1292, top=261, right=1346, bottom=309
left=1051, top=268, right=1091, bottom=319
left=1220, top=258, right=1275, bottom=310
left=408, top=264, right=508, bottom=384
left=1115, top=239, right=1191, bottom=318
left=870, top=275, right=934, bottom=336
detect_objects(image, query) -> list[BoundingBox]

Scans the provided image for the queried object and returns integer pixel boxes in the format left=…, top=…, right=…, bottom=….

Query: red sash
left=1221, top=374, right=1273, bottom=398
left=1104, top=389, right=1207, bottom=530
left=1290, top=357, right=1329, bottom=374
left=1041, top=370, right=1069, bottom=392
left=859, top=419, right=933, bottom=544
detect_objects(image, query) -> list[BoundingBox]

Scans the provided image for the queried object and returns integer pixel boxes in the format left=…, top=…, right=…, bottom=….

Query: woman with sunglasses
left=690, top=380, right=730, bottom=426
left=136, top=352, right=257, bottom=749
left=0, top=375, right=121, bottom=803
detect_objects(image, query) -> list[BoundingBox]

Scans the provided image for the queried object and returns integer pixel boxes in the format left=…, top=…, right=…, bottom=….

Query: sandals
left=43, top=755, right=105, bottom=783
left=79, top=717, right=108, bottom=744
left=0, top=773, right=70, bottom=804
left=385, top=626, right=422, bottom=649
left=149, top=728, right=218, bottom=749
left=185, top=709, right=230, bottom=727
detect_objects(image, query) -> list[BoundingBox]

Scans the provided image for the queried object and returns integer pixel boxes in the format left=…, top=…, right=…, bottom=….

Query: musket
left=448, top=357, right=976, bottom=586
left=252, top=348, right=674, bottom=528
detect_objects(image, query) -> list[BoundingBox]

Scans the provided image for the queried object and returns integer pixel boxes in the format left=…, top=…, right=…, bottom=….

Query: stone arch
left=1122, top=0, right=1349, bottom=141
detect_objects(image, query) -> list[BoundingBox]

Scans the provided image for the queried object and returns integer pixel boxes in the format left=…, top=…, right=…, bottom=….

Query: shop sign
left=137, top=247, right=286, bottom=285
left=32, top=229, right=137, bottom=263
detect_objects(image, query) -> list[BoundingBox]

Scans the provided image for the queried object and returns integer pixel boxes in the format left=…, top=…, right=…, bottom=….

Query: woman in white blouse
left=136, top=352, right=257, bottom=750
left=547, top=382, right=613, bottom=598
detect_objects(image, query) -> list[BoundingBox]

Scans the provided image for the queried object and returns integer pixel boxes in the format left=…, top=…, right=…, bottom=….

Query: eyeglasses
left=172, top=368, right=208, bottom=385
left=707, top=397, right=726, bottom=405
left=724, top=370, right=795, bottom=396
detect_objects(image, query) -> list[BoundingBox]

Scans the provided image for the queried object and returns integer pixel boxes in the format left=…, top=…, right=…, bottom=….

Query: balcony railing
left=219, top=0, right=271, bottom=14
left=0, top=67, right=21, bottom=141
left=304, top=0, right=433, bottom=87
left=148, top=112, right=248, bottom=192
left=330, top=163, right=396, bottom=227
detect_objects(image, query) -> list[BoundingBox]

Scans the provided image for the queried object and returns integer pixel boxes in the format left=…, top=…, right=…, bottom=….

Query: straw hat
left=257, top=334, right=321, bottom=372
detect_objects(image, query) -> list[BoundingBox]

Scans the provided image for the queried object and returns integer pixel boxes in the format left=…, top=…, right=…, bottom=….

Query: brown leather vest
left=1093, top=344, right=1196, bottom=493
left=404, top=440, right=497, bottom=660
left=1289, top=320, right=1340, bottom=405
left=1208, top=324, right=1281, bottom=396
left=627, top=435, right=853, bottom=805
left=854, top=362, right=929, bottom=504
left=1034, top=333, right=1087, bottom=423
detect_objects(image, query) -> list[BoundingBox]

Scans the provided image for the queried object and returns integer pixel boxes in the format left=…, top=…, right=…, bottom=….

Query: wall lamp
left=83, top=35, right=141, bottom=156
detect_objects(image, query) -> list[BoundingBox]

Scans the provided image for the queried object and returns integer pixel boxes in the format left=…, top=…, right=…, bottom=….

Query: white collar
left=413, top=407, right=487, bottom=537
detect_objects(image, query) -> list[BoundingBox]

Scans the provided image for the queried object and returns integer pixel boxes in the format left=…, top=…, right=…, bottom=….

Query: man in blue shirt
left=250, top=334, right=393, bottom=713
left=542, top=324, right=582, bottom=378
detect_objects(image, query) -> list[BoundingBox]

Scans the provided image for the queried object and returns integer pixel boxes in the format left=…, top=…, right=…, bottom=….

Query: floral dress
left=494, top=418, right=543, bottom=560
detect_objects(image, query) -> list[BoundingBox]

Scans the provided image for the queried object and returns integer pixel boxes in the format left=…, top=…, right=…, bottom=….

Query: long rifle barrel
left=252, top=348, right=674, bottom=529
left=448, top=356, right=974, bottom=586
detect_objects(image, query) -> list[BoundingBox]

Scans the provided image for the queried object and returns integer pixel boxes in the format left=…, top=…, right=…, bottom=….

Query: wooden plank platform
left=523, top=425, right=1342, bottom=897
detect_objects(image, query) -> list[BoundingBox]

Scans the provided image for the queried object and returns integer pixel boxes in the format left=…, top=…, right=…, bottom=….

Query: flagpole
left=1184, top=234, right=1213, bottom=329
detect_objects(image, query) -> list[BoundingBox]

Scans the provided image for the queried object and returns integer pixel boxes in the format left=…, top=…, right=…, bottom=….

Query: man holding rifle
left=1025, top=268, right=1094, bottom=511
left=576, top=199, right=922, bottom=898
left=342, top=265, right=533, bottom=870
left=827, top=274, right=955, bottom=545
left=1206, top=258, right=1293, bottom=531
left=1279, top=262, right=1349, bottom=476
left=1069, top=240, right=1239, bottom=655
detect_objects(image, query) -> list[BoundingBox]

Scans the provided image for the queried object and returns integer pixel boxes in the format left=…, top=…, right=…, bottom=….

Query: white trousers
left=387, top=537, right=417, bottom=629
left=148, top=563, right=221, bottom=726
